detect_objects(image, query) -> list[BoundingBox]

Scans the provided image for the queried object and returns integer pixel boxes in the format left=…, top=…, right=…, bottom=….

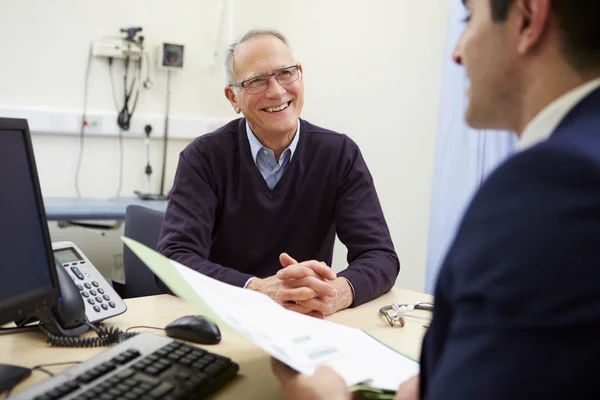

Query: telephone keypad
left=98, top=288, right=105, bottom=294
left=82, top=292, right=90, bottom=298
left=88, top=299, right=95, bottom=305
left=92, top=281, right=99, bottom=287
left=93, top=306, right=101, bottom=312
left=77, top=285, right=83, bottom=291
left=101, top=304, right=109, bottom=310
left=95, top=297, right=103, bottom=303
left=109, top=302, right=116, bottom=308
left=84, top=283, right=92, bottom=289
left=103, top=295, right=110, bottom=301
left=90, top=289, right=97, bottom=296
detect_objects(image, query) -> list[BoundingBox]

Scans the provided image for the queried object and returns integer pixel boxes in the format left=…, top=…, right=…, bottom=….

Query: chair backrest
left=122, top=205, right=165, bottom=298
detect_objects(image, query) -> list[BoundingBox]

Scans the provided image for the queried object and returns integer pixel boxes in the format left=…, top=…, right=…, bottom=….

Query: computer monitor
left=0, top=118, right=59, bottom=326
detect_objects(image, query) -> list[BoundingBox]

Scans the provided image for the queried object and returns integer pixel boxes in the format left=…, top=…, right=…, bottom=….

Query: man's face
left=225, top=35, right=304, bottom=139
left=453, top=0, right=521, bottom=131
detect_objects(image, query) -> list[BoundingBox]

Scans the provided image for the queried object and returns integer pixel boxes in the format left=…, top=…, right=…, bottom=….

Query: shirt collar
left=246, top=120, right=300, bottom=163
left=519, top=78, right=600, bottom=151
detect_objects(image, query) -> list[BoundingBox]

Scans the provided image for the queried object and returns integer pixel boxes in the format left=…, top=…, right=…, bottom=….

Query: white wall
left=233, top=1, right=449, bottom=291
left=0, top=0, right=449, bottom=292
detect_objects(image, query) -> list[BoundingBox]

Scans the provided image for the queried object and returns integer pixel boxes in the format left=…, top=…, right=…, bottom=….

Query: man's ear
left=298, top=63, right=303, bottom=80
left=224, top=87, right=241, bottom=114
left=513, top=0, right=551, bottom=56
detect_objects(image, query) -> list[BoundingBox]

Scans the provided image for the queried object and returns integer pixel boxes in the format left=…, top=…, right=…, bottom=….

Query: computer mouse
left=164, top=315, right=221, bottom=345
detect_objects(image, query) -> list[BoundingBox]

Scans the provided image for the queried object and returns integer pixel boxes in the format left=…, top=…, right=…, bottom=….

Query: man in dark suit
left=272, top=0, right=600, bottom=398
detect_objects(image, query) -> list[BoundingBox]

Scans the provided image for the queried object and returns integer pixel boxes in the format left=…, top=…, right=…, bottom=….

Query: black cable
left=108, top=58, right=120, bottom=112
left=41, top=323, right=138, bottom=348
left=159, top=70, right=172, bottom=197
left=74, top=45, right=94, bottom=198
left=116, top=128, right=124, bottom=198
left=0, top=323, right=40, bottom=334
left=32, top=361, right=82, bottom=372
left=108, top=58, right=125, bottom=199
left=1, top=361, right=82, bottom=398
left=117, top=55, right=142, bottom=131
left=125, top=325, right=163, bottom=333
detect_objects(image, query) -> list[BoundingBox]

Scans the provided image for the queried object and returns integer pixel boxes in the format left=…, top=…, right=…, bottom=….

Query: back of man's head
left=490, top=0, right=600, bottom=74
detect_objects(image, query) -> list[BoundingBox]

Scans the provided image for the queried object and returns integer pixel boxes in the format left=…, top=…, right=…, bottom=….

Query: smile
left=263, top=101, right=292, bottom=113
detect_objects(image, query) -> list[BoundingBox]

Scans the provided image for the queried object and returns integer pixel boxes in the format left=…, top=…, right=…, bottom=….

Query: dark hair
left=490, top=0, right=600, bottom=73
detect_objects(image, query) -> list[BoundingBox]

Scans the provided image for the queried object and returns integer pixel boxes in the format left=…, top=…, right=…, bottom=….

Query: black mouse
left=164, top=315, right=221, bottom=345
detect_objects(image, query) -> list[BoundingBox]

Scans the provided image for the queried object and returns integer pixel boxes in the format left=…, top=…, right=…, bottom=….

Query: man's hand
left=271, top=358, right=351, bottom=400
left=277, top=254, right=354, bottom=316
left=394, top=375, right=419, bottom=400
left=246, top=253, right=337, bottom=317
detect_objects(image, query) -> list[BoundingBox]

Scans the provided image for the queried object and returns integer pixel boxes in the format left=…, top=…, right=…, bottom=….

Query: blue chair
left=122, top=205, right=165, bottom=298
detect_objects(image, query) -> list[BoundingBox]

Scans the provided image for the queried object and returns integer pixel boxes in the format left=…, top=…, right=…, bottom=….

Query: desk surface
left=2, top=288, right=431, bottom=399
left=44, top=197, right=168, bottom=220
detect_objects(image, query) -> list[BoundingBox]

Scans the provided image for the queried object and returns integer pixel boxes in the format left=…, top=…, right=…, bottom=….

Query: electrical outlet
left=82, top=115, right=103, bottom=134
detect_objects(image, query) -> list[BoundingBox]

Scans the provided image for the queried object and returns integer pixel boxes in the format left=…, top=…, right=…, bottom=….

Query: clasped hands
left=246, top=253, right=353, bottom=318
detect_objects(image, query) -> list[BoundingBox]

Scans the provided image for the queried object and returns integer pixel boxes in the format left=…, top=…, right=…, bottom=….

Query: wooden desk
left=1, top=288, right=431, bottom=399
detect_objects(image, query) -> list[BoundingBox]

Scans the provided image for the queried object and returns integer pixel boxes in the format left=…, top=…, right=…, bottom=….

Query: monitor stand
left=0, top=363, right=32, bottom=392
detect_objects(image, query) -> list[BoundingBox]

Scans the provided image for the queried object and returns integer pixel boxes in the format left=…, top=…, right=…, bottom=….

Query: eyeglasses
left=229, top=65, right=301, bottom=94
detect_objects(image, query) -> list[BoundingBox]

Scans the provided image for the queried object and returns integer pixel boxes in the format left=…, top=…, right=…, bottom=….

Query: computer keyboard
left=10, top=333, right=239, bottom=400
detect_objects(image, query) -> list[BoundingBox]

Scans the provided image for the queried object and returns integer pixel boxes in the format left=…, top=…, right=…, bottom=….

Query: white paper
left=170, top=260, right=419, bottom=390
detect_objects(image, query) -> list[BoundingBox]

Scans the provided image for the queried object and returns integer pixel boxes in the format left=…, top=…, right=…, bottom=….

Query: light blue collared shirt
left=246, top=121, right=300, bottom=189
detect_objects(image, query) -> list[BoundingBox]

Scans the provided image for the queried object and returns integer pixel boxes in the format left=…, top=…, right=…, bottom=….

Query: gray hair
left=223, top=28, right=297, bottom=88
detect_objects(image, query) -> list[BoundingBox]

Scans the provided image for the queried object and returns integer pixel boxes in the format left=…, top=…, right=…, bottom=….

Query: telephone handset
left=20, top=242, right=128, bottom=340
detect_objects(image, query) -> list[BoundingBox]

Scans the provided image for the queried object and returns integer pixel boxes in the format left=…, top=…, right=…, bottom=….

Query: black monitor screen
left=0, top=120, right=58, bottom=325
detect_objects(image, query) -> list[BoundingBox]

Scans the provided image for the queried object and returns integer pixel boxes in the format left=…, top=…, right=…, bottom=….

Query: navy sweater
left=156, top=118, right=399, bottom=306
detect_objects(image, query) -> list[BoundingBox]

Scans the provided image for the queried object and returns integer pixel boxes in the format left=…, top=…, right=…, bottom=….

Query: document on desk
left=122, top=238, right=419, bottom=391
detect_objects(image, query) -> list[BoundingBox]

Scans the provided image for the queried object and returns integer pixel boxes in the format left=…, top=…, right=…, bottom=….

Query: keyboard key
left=144, top=366, right=160, bottom=376
left=115, top=369, right=136, bottom=379
left=107, top=376, right=121, bottom=385
left=148, top=382, right=174, bottom=397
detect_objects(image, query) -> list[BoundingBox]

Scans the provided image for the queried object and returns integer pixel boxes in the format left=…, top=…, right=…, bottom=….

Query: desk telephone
left=20, top=242, right=128, bottom=343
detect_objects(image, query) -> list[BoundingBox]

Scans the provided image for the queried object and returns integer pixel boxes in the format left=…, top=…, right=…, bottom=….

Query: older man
left=156, top=29, right=399, bottom=317
left=273, top=0, right=600, bottom=398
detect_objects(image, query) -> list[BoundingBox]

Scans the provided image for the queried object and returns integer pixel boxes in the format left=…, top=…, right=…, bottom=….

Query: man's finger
left=279, top=253, right=298, bottom=268
left=307, top=310, right=325, bottom=319
left=282, top=301, right=314, bottom=314
left=282, top=276, right=337, bottom=298
left=277, top=261, right=336, bottom=281
left=277, top=286, right=319, bottom=302
left=296, top=298, right=335, bottom=316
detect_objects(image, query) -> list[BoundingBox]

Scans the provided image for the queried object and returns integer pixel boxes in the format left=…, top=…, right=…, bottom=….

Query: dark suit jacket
left=420, top=87, right=600, bottom=399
